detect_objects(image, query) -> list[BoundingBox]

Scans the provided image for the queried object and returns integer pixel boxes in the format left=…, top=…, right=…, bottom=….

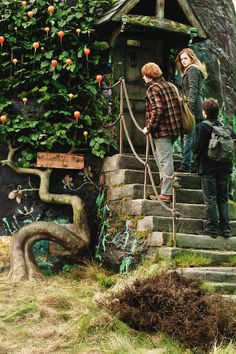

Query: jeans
left=154, top=137, right=174, bottom=195
left=180, top=133, right=193, bottom=171
left=201, top=172, right=230, bottom=232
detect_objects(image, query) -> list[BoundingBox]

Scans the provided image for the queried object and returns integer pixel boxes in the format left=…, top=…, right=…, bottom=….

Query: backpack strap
left=203, top=120, right=214, bottom=127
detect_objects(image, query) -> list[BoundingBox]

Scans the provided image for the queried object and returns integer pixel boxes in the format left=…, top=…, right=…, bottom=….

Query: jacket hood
left=184, top=64, right=208, bottom=79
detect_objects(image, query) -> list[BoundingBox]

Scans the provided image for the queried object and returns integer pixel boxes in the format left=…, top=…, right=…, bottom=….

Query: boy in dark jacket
left=192, top=98, right=235, bottom=237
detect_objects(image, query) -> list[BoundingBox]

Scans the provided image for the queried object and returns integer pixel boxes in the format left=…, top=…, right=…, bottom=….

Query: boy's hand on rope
left=142, top=127, right=149, bottom=135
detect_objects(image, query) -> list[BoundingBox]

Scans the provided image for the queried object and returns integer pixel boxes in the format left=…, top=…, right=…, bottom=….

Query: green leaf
left=39, top=86, right=48, bottom=92
left=0, top=0, right=117, bottom=164
left=44, top=51, right=54, bottom=59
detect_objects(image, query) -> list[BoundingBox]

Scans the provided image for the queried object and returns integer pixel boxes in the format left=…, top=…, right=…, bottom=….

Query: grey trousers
left=154, top=137, right=174, bottom=196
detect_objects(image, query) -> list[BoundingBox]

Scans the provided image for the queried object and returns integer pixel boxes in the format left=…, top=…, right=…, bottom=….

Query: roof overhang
left=121, top=15, right=203, bottom=38
left=97, top=0, right=207, bottom=40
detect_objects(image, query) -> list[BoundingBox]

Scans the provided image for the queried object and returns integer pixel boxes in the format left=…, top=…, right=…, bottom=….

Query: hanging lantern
left=84, top=48, right=90, bottom=61
left=33, top=42, right=40, bottom=53
left=58, top=31, right=64, bottom=39
left=96, top=74, right=103, bottom=87
left=51, top=59, right=58, bottom=74
left=68, top=93, right=74, bottom=101
left=65, top=58, right=72, bottom=65
left=44, top=27, right=50, bottom=36
left=83, top=131, right=88, bottom=138
left=0, top=36, right=5, bottom=50
left=22, top=97, right=28, bottom=105
left=51, top=59, right=58, bottom=68
left=21, top=1, right=27, bottom=6
left=48, top=5, right=55, bottom=15
left=12, top=58, right=18, bottom=66
left=74, top=111, right=80, bottom=120
left=27, top=11, right=34, bottom=18
left=0, top=115, right=7, bottom=124
left=57, top=31, right=64, bottom=46
left=76, top=28, right=81, bottom=36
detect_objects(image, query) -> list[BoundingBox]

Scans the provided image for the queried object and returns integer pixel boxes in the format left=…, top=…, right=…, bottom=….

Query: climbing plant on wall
left=0, top=0, right=117, bottom=166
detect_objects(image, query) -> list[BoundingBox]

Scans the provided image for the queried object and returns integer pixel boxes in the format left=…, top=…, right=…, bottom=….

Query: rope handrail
left=108, top=77, right=181, bottom=246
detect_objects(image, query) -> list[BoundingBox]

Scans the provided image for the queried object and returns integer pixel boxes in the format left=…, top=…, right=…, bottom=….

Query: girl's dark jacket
left=182, top=65, right=205, bottom=123
left=192, top=117, right=235, bottom=175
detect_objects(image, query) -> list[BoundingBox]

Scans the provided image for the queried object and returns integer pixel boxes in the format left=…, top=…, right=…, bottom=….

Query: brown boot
left=159, top=194, right=172, bottom=203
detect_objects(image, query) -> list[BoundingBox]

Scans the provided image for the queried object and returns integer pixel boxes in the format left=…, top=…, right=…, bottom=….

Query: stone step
left=137, top=216, right=236, bottom=235
left=102, top=154, right=155, bottom=172
left=107, top=184, right=204, bottom=204
left=179, top=267, right=236, bottom=283
left=204, top=282, right=236, bottom=294
left=102, top=153, right=183, bottom=173
left=120, top=199, right=236, bottom=220
left=147, top=232, right=236, bottom=250
left=104, top=169, right=201, bottom=190
left=158, top=247, right=236, bottom=265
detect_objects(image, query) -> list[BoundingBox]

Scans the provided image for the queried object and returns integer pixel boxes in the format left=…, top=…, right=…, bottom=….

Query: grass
left=0, top=261, right=235, bottom=354
left=173, top=252, right=212, bottom=267
left=228, top=256, right=236, bottom=266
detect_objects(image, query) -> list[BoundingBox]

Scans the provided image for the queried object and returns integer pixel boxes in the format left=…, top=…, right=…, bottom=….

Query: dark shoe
left=159, top=194, right=172, bottom=203
left=191, top=167, right=197, bottom=174
left=202, top=229, right=218, bottom=238
left=222, top=230, right=230, bottom=238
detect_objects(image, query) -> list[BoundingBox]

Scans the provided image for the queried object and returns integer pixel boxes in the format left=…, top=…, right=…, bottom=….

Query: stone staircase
left=102, top=153, right=236, bottom=294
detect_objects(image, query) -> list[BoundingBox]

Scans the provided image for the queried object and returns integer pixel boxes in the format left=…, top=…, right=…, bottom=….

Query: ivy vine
left=0, top=0, right=118, bottom=166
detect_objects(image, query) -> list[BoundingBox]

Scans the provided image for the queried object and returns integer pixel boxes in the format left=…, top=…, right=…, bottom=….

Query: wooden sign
left=37, top=152, right=84, bottom=169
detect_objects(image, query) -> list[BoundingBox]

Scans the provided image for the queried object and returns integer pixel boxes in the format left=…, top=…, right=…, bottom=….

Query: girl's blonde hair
left=175, top=48, right=208, bottom=78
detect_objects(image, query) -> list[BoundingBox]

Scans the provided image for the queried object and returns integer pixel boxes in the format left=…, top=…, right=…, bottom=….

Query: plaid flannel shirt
left=145, top=77, right=183, bottom=138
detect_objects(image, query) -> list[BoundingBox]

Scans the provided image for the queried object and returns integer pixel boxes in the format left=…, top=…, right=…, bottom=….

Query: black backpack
left=204, top=120, right=235, bottom=162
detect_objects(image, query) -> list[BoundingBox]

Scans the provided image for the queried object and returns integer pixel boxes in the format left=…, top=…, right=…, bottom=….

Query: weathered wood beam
left=121, top=15, right=202, bottom=37
left=156, top=0, right=165, bottom=19
left=176, top=0, right=207, bottom=38
left=112, top=0, right=140, bottom=21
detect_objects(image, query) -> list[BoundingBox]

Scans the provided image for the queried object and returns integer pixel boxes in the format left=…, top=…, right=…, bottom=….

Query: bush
left=0, top=0, right=117, bottom=166
left=104, top=271, right=236, bottom=352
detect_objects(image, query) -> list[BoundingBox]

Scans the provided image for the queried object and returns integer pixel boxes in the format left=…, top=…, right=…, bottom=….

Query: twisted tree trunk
left=2, top=144, right=90, bottom=281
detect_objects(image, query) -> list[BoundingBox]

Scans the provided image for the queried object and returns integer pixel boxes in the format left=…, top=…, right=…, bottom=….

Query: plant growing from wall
left=0, top=0, right=117, bottom=166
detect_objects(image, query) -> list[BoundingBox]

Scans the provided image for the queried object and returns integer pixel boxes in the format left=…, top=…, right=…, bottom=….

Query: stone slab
left=102, top=154, right=181, bottom=173
left=121, top=200, right=206, bottom=219
left=147, top=232, right=236, bottom=250
left=104, top=169, right=201, bottom=189
left=137, top=216, right=236, bottom=235
left=107, top=184, right=204, bottom=204
left=158, top=247, right=236, bottom=265
left=179, top=267, right=236, bottom=283
left=204, top=282, right=236, bottom=294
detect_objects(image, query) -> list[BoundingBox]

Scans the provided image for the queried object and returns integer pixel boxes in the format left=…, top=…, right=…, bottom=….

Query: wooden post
left=143, top=135, right=150, bottom=199
left=119, top=80, right=124, bottom=154
left=156, top=0, right=165, bottom=19
left=172, top=180, right=177, bottom=247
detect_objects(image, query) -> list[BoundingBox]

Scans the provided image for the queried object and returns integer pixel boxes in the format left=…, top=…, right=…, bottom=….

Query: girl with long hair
left=175, top=48, right=208, bottom=172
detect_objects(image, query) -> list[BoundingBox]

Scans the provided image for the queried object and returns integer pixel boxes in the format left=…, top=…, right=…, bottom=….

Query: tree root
left=1, top=143, right=91, bottom=281
left=8, top=221, right=88, bottom=281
